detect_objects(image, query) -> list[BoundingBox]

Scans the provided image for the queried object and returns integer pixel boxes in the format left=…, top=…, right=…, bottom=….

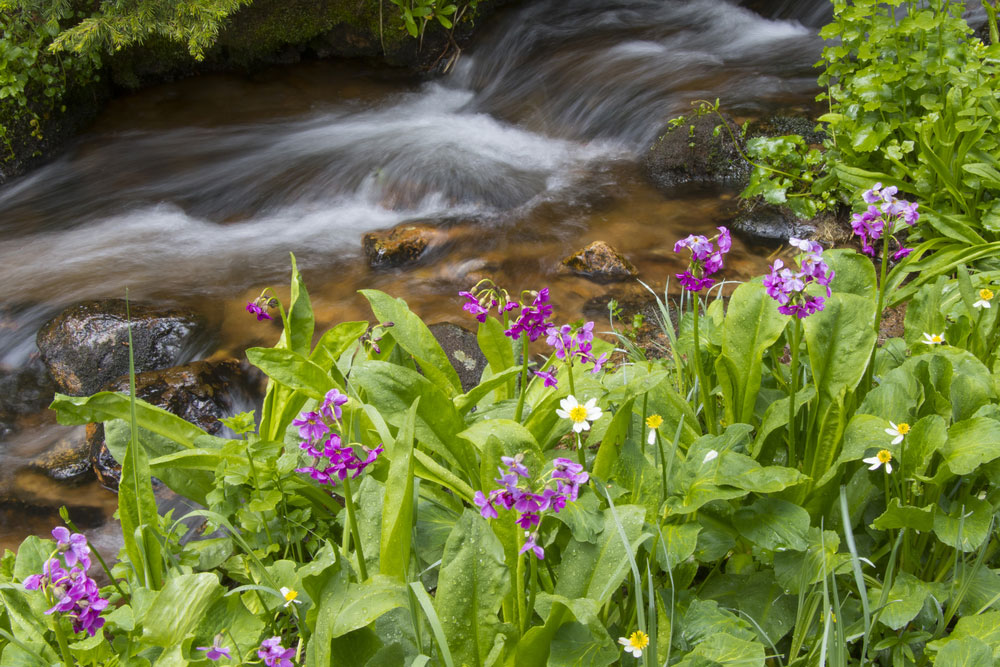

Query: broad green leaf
left=459, top=419, right=542, bottom=461
left=681, top=599, right=757, bottom=643
left=699, top=571, right=796, bottom=645
left=361, top=290, right=462, bottom=397
left=716, top=279, right=787, bottom=425
left=117, top=408, right=162, bottom=590
left=547, top=621, right=618, bottom=667
left=825, top=248, right=878, bottom=297
left=773, top=528, right=844, bottom=594
left=380, top=400, right=418, bottom=582
left=654, top=523, right=700, bottom=571
left=477, top=317, right=515, bottom=396
left=328, top=575, right=409, bottom=638
left=310, top=321, right=369, bottom=370
left=675, top=632, right=765, bottom=667
left=0, top=586, right=59, bottom=664
left=555, top=505, right=646, bottom=605
left=933, top=637, right=994, bottom=667
left=933, top=498, right=994, bottom=552
left=285, top=253, right=315, bottom=357
left=246, top=347, right=332, bottom=400
left=927, top=611, right=1000, bottom=660
left=875, top=571, right=928, bottom=631
left=941, top=417, right=1000, bottom=475
left=434, top=510, right=510, bottom=667
left=455, top=367, right=521, bottom=414
left=733, top=497, right=810, bottom=551
left=49, top=391, right=207, bottom=448
left=872, top=499, right=934, bottom=533
left=140, top=573, right=224, bottom=646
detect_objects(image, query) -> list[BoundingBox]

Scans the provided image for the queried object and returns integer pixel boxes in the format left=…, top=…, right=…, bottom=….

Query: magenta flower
left=198, top=636, right=232, bottom=661
left=852, top=184, right=919, bottom=259
left=545, top=321, right=605, bottom=372
left=258, top=637, right=295, bottom=667
left=23, top=552, right=108, bottom=637
left=506, top=288, right=554, bottom=342
left=52, top=526, right=91, bottom=570
left=763, top=238, right=834, bottom=318
left=246, top=301, right=272, bottom=321
left=292, top=411, right=329, bottom=443
left=533, top=369, right=558, bottom=387
left=520, top=532, right=545, bottom=560
left=674, top=226, right=731, bottom=292
left=459, top=291, right=494, bottom=323
left=320, top=389, right=349, bottom=421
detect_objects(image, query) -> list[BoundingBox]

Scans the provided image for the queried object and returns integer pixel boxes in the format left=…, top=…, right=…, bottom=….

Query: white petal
left=584, top=398, right=597, bottom=409
left=556, top=409, right=570, bottom=419
left=867, top=461, right=881, bottom=471
left=891, top=435, right=903, bottom=445
left=587, top=406, right=603, bottom=421
left=884, top=462, right=892, bottom=474
left=648, top=429, right=656, bottom=445
left=884, top=428, right=898, bottom=437
left=702, top=450, right=718, bottom=464
left=632, top=649, right=643, bottom=658
left=560, top=396, right=578, bottom=411
left=862, top=456, right=879, bottom=466
left=280, top=587, right=290, bottom=596
left=618, top=638, right=629, bottom=647
left=574, top=421, right=589, bottom=433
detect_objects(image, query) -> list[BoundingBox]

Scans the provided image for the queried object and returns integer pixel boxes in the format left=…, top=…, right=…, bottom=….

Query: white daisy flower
left=921, top=332, right=945, bottom=345
left=885, top=421, right=910, bottom=445
left=974, top=288, right=994, bottom=309
left=863, top=449, right=893, bottom=474
left=556, top=395, right=603, bottom=433
left=279, top=587, right=302, bottom=607
left=618, top=631, right=649, bottom=658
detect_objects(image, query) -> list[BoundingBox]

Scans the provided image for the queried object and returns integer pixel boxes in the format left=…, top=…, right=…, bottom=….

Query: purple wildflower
left=460, top=291, right=494, bottom=323
left=320, top=389, right=349, bottom=422
left=292, top=411, right=329, bottom=443
left=198, top=636, right=232, bottom=661
left=474, top=491, right=499, bottom=519
left=852, top=184, right=919, bottom=260
left=501, top=454, right=531, bottom=478
left=506, top=288, right=554, bottom=342
left=533, top=369, right=558, bottom=387
left=259, top=637, right=296, bottom=667
left=520, top=532, right=545, bottom=560
left=763, top=239, right=834, bottom=319
left=52, top=526, right=91, bottom=570
left=24, top=549, right=108, bottom=637
left=674, top=226, right=731, bottom=292
left=246, top=301, right=272, bottom=321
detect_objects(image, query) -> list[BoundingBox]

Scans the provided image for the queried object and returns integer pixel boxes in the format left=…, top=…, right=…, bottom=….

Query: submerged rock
left=87, top=358, right=244, bottom=489
left=429, top=322, right=487, bottom=393
left=0, top=356, right=57, bottom=433
left=362, top=223, right=447, bottom=268
left=562, top=241, right=638, bottom=283
left=730, top=204, right=817, bottom=245
left=36, top=300, right=211, bottom=397
left=643, top=113, right=750, bottom=191
left=28, top=428, right=92, bottom=482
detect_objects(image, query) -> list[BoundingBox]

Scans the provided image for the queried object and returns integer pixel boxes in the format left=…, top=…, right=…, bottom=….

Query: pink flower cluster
left=763, top=238, right=835, bottom=318
left=674, top=226, right=731, bottom=292
left=23, top=527, right=108, bottom=637
left=460, top=290, right=519, bottom=323
left=545, top=321, right=608, bottom=377
left=851, top=183, right=919, bottom=259
left=505, top=288, right=555, bottom=342
left=259, top=636, right=295, bottom=667
left=293, top=389, right=382, bottom=485
left=474, top=456, right=588, bottom=560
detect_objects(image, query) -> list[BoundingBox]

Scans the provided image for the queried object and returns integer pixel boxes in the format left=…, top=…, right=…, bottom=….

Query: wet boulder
left=562, top=241, right=638, bottom=283
left=87, top=359, right=245, bottom=489
left=28, top=428, right=92, bottom=482
left=0, top=356, right=57, bottom=433
left=429, top=322, right=488, bottom=393
left=643, top=113, right=750, bottom=191
left=730, top=204, right=817, bottom=245
left=36, top=300, right=211, bottom=396
left=362, top=223, right=447, bottom=268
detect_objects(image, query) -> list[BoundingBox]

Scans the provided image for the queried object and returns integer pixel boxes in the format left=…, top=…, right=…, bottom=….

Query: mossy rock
left=362, top=223, right=446, bottom=267
left=562, top=241, right=638, bottom=283
left=643, top=113, right=750, bottom=191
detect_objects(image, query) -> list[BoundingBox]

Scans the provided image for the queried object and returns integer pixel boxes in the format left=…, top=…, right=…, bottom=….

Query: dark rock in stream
left=87, top=358, right=244, bottom=489
left=643, top=113, right=750, bottom=191
left=28, top=429, right=93, bottom=482
left=363, top=223, right=448, bottom=268
left=36, top=300, right=212, bottom=397
left=562, top=241, right=638, bottom=283
left=429, top=322, right=487, bottom=393
left=730, top=204, right=817, bottom=245
left=0, top=357, right=57, bottom=433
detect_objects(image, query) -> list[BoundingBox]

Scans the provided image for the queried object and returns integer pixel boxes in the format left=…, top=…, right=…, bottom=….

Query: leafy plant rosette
left=1, top=188, right=999, bottom=665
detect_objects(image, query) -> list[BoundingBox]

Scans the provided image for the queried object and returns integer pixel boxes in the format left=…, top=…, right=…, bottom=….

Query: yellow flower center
left=896, top=423, right=910, bottom=435
left=646, top=414, right=663, bottom=429
left=980, top=288, right=994, bottom=301
left=877, top=449, right=892, bottom=464
left=569, top=406, right=589, bottom=423
left=628, top=631, right=649, bottom=650
left=931, top=334, right=943, bottom=343
left=284, top=589, right=298, bottom=603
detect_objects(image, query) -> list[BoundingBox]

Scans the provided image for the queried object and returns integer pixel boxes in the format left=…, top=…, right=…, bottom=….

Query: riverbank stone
left=363, top=223, right=447, bottom=268
left=36, top=300, right=211, bottom=397
left=428, top=322, right=487, bottom=393
left=28, top=428, right=92, bottom=483
left=643, top=113, right=750, bottom=191
left=87, top=358, right=245, bottom=489
left=0, top=357, right=57, bottom=434
left=562, top=241, right=638, bottom=283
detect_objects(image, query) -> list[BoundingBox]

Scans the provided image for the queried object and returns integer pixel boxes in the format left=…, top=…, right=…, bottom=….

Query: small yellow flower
left=618, top=630, right=649, bottom=658
left=646, top=414, right=663, bottom=445
left=863, top=449, right=893, bottom=474
left=279, top=587, right=302, bottom=608
left=974, top=288, right=994, bottom=310
left=885, top=421, right=909, bottom=445
left=921, top=332, right=945, bottom=345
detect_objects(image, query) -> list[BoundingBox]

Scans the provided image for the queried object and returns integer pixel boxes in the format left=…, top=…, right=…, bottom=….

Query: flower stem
left=341, top=476, right=368, bottom=581
left=787, top=319, right=802, bottom=470
left=691, top=295, right=717, bottom=434
left=655, top=431, right=668, bottom=502
left=566, top=357, right=576, bottom=397
left=576, top=432, right=586, bottom=469
left=516, top=546, right=527, bottom=635
left=62, top=514, right=127, bottom=602
left=514, top=333, right=530, bottom=423
left=46, top=593, right=73, bottom=667
left=526, top=556, right=538, bottom=631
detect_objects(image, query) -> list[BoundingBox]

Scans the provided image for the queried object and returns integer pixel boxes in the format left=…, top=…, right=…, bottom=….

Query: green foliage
left=741, top=134, right=835, bottom=218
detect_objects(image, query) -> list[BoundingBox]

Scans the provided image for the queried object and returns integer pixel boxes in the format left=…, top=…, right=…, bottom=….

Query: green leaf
left=477, top=317, right=515, bottom=398
left=933, top=498, right=995, bottom=552
left=928, top=612, right=1000, bottom=660
left=49, top=391, right=207, bottom=447
left=310, top=321, right=370, bottom=369
left=654, top=523, right=700, bottom=571
left=716, top=279, right=787, bottom=425
left=434, top=510, right=510, bottom=667
left=872, top=499, right=934, bottom=533
left=246, top=347, right=332, bottom=400
left=941, top=417, right=1000, bottom=475
left=361, top=290, right=462, bottom=397
left=118, top=410, right=162, bottom=590
left=675, top=632, right=766, bottom=667
left=773, top=528, right=844, bottom=594
left=733, top=497, right=810, bottom=551
left=455, top=367, right=521, bottom=414
left=285, top=252, right=315, bottom=357
left=547, top=621, right=618, bottom=667
left=932, top=637, right=995, bottom=667
left=555, top=505, right=646, bottom=605
left=699, top=571, right=796, bottom=645
left=875, top=571, right=928, bottom=631
left=380, top=399, right=418, bottom=582
left=329, top=575, right=409, bottom=638
left=140, top=573, right=224, bottom=646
